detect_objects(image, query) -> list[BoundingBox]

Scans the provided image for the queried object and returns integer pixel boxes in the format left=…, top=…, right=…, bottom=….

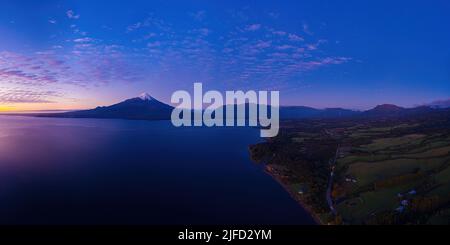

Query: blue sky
left=0, top=0, right=449, bottom=111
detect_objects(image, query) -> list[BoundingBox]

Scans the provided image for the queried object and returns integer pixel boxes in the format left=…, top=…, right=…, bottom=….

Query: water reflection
left=0, top=115, right=314, bottom=224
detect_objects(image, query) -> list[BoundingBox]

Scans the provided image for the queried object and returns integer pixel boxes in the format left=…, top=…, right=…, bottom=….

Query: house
left=297, top=185, right=308, bottom=195
left=408, top=189, right=417, bottom=195
left=345, top=176, right=358, bottom=183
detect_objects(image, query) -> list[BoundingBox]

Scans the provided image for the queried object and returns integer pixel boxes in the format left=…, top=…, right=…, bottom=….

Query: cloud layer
left=1, top=8, right=350, bottom=104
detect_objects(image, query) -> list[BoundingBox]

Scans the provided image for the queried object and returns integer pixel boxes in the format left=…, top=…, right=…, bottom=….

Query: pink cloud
left=73, top=37, right=94, bottom=43
left=66, top=10, right=80, bottom=19
left=190, top=10, right=206, bottom=21
left=254, top=40, right=272, bottom=49
left=245, top=24, right=261, bottom=31
left=0, top=88, right=61, bottom=103
left=272, top=30, right=287, bottom=36
left=147, top=41, right=161, bottom=48
left=288, top=34, right=304, bottom=42
left=276, top=45, right=295, bottom=50
left=303, top=23, right=312, bottom=35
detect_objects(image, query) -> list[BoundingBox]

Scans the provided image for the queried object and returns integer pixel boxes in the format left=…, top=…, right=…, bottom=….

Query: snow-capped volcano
left=139, top=92, right=154, bottom=101
left=50, top=93, right=174, bottom=120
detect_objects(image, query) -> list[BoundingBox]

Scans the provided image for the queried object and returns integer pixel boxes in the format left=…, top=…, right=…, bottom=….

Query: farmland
left=335, top=129, right=450, bottom=224
left=249, top=109, right=450, bottom=224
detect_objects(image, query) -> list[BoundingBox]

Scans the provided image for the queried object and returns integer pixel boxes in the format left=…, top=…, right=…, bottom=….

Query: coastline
left=264, top=166, right=326, bottom=225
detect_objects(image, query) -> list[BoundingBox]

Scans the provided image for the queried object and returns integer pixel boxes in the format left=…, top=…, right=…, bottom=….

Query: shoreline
left=264, top=166, right=326, bottom=225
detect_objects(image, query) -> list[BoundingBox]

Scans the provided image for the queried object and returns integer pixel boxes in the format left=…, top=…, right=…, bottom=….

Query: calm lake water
left=0, top=115, right=314, bottom=224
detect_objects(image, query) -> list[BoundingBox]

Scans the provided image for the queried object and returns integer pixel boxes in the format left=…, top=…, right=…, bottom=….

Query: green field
left=255, top=113, right=450, bottom=225
left=335, top=126, right=450, bottom=224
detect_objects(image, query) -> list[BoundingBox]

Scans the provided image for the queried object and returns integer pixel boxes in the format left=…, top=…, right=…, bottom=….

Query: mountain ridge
left=36, top=93, right=447, bottom=121
left=40, top=94, right=173, bottom=120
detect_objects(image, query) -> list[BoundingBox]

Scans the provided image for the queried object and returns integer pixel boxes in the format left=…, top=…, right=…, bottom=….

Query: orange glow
left=0, top=103, right=85, bottom=113
left=0, top=105, right=15, bottom=112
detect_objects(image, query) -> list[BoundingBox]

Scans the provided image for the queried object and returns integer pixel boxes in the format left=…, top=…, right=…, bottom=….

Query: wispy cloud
left=147, top=41, right=161, bottom=48
left=190, top=10, right=206, bottom=21
left=288, top=33, right=304, bottom=42
left=245, top=23, right=261, bottom=31
left=272, top=30, right=287, bottom=36
left=126, top=14, right=172, bottom=33
left=268, top=12, right=279, bottom=19
left=73, top=37, right=94, bottom=43
left=66, top=10, right=80, bottom=19
left=424, top=98, right=450, bottom=108
left=302, top=23, right=313, bottom=35
left=127, top=22, right=142, bottom=32
left=0, top=87, right=61, bottom=103
left=254, top=40, right=272, bottom=49
left=276, top=45, right=295, bottom=50
left=1, top=9, right=351, bottom=104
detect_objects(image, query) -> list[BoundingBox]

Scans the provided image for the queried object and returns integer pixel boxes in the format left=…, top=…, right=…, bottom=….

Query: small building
left=297, top=185, right=308, bottom=195
left=408, top=189, right=417, bottom=195
left=345, top=176, right=358, bottom=183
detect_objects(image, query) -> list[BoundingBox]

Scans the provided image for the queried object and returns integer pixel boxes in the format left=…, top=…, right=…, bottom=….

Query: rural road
left=326, top=146, right=340, bottom=216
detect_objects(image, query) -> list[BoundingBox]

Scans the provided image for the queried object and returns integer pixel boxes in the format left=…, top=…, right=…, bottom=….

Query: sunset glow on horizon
left=0, top=0, right=449, bottom=112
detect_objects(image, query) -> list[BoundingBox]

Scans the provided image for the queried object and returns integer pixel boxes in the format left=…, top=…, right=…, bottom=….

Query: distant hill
left=368, top=104, right=404, bottom=112
left=362, top=104, right=436, bottom=118
left=280, top=106, right=360, bottom=119
left=426, top=99, right=450, bottom=108
left=39, top=93, right=173, bottom=120
left=36, top=94, right=445, bottom=121
left=363, top=104, right=405, bottom=117
left=210, top=104, right=359, bottom=120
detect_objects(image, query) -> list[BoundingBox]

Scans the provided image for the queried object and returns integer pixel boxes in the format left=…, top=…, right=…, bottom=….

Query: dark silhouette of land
left=33, top=92, right=448, bottom=122
left=31, top=93, right=450, bottom=225
left=250, top=106, right=450, bottom=224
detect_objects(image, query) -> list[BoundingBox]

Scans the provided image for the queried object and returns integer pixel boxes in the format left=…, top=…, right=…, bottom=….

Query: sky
left=0, top=0, right=449, bottom=111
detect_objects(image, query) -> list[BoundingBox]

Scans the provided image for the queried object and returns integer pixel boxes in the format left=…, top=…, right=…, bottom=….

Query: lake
left=0, top=115, right=314, bottom=224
